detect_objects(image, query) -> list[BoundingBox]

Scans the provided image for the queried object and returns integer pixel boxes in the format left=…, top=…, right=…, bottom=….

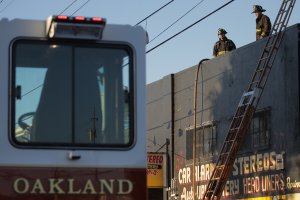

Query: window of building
left=240, top=108, right=271, bottom=152
left=250, top=108, right=271, bottom=149
left=186, top=122, right=217, bottom=160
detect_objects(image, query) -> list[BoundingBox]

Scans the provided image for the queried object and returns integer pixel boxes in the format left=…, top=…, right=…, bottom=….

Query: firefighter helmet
left=252, top=5, right=266, bottom=13
left=218, top=28, right=227, bottom=35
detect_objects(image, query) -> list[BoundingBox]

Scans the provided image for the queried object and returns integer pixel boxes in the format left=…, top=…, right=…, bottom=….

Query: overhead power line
left=0, top=0, right=15, bottom=15
left=149, top=0, right=207, bottom=44
left=57, top=0, right=91, bottom=16
left=147, top=138, right=186, bottom=159
left=71, top=0, right=91, bottom=16
left=135, top=0, right=175, bottom=26
left=21, top=84, right=43, bottom=98
left=58, top=0, right=78, bottom=15
left=146, top=0, right=236, bottom=54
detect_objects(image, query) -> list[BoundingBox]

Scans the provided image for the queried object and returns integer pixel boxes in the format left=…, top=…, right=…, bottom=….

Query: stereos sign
left=147, top=152, right=167, bottom=188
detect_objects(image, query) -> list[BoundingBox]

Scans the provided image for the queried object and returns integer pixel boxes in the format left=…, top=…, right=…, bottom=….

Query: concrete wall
left=147, top=24, right=300, bottom=199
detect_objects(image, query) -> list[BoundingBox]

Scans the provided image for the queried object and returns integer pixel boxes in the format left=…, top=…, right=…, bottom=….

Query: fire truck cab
left=0, top=16, right=147, bottom=199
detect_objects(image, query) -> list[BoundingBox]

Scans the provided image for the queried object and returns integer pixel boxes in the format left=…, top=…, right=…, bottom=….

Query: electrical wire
left=149, top=0, right=207, bottom=44
left=135, top=0, right=175, bottom=26
left=0, top=0, right=15, bottom=14
left=146, top=0, right=236, bottom=54
left=58, top=0, right=78, bottom=15
left=21, top=84, right=43, bottom=98
left=71, top=0, right=91, bottom=16
left=147, top=138, right=186, bottom=159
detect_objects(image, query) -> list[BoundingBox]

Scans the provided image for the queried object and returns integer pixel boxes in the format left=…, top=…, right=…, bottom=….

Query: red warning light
left=56, top=15, right=68, bottom=20
left=47, top=15, right=106, bottom=39
left=74, top=16, right=85, bottom=21
left=91, top=17, right=104, bottom=22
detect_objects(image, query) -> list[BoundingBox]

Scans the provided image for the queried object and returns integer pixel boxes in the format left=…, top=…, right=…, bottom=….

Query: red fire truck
left=0, top=15, right=147, bottom=199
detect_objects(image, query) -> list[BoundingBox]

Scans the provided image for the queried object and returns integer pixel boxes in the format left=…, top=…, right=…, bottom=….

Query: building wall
left=147, top=24, right=300, bottom=199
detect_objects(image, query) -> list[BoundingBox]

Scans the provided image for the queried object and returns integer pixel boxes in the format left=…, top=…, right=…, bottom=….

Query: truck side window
left=12, top=40, right=134, bottom=148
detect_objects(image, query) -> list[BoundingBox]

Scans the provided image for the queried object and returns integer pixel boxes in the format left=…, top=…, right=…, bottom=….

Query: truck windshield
left=11, top=40, right=134, bottom=148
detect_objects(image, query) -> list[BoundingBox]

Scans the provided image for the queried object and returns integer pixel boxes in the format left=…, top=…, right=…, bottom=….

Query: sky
left=0, top=0, right=299, bottom=84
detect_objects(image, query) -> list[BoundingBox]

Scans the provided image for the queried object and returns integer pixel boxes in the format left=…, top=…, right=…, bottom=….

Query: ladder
left=202, top=0, right=296, bottom=199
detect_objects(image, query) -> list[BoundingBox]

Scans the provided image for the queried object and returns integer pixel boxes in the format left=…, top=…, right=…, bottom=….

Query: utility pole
left=90, top=110, right=98, bottom=144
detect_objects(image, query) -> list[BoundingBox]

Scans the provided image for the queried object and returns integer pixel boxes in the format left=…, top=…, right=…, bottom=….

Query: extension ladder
left=202, top=0, right=296, bottom=199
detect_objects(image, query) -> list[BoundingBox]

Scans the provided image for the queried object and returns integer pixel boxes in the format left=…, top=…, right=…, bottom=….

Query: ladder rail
left=248, top=0, right=295, bottom=92
left=206, top=105, right=255, bottom=198
left=202, top=0, right=296, bottom=199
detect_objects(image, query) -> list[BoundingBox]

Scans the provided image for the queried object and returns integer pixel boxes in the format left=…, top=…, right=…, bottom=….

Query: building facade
left=147, top=24, right=300, bottom=199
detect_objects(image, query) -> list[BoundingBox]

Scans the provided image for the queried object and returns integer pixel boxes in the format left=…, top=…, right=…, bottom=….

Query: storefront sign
left=147, top=152, right=166, bottom=188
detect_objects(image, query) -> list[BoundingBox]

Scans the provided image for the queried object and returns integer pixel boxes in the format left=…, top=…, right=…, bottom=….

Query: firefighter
left=252, top=5, right=271, bottom=40
left=212, top=28, right=236, bottom=58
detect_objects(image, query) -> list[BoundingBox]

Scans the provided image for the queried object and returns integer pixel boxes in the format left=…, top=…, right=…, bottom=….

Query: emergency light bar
left=46, top=15, right=106, bottom=40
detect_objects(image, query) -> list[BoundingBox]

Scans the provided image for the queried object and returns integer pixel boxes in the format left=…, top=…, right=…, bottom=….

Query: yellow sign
left=147, top=153, right=165, bottom=188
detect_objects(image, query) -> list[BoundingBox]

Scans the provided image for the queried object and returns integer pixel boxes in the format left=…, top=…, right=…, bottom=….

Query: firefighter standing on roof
left=213, top=28, right=236, bottom=58
left=252, top=5, right=271, bottom=40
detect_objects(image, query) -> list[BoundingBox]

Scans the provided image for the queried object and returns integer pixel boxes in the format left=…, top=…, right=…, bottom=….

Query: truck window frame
left=9, top=38, right=135, bottom=150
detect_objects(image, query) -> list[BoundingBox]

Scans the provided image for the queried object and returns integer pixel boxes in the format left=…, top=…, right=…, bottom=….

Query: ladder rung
left=265, top=44, right=274, bottom=49
left=225, top=139, right=235, bottom=144
left=280, top=10, right=287, bottom=14
left=229, top=127, right=239, bottom=131
left=256, top=68, right=264, bottom=73
left=264, top=47, right=276, bottom=53
left=231, top=122, right=242, bottom=128
left=227, top=134, right=237, bottom=140
left=212, top=177, right=220, bottom=181
left=274, top=21, right=284, bottom=27
left=259, top=56, right=269, bottom=61
left=273, top=27, right=279, bottom=33
left=233, top=115, right=244, bottom=119
left=229, top=126, right=239, bottom=130
left=215, top=164, right=225, bottom=169
left=250, top=81, right=259, bottom=85
left=212, top=174, right=221, bottom=180
left=274, top=20, right=283, bottom=25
